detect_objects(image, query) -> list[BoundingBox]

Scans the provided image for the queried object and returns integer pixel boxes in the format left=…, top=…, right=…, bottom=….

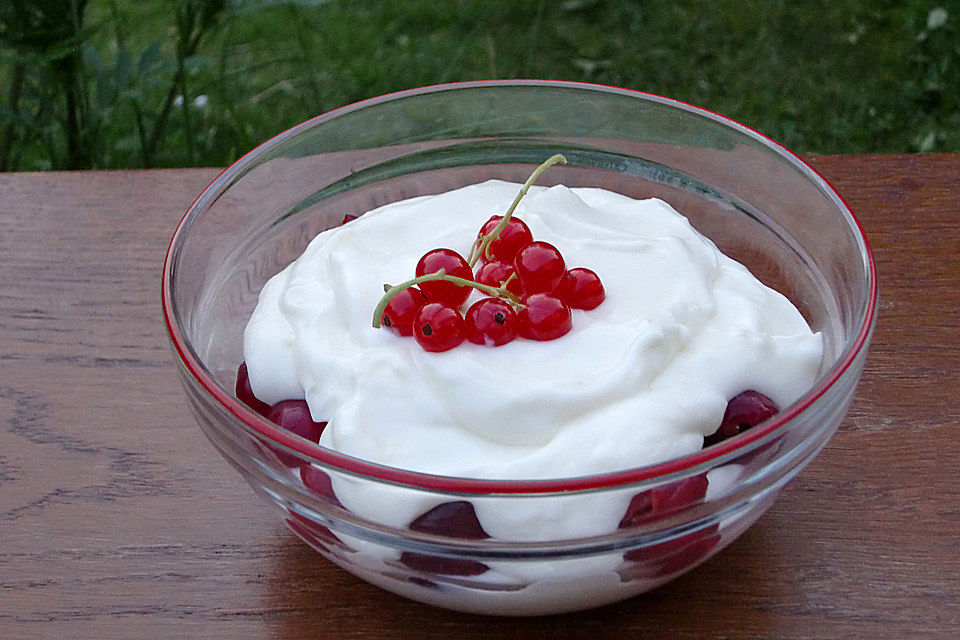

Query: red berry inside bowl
left=557, top=267, right=605, bottom=310
left=514, top=241, right=566, bottom=293
left=266, top=399, right=327, bottom=467
left=407, top=576, right=440, bottom=589
left=399, top=552, right=490, bottom=577
left=381, top=286, right=428, bottom=337
left=409, top=501, right=490, bottom=539
left=618, top=475, right=709, bottom=529
left=475, top=260, right=524, bottom=297
left=478, top=215, right=533, bottom=262
left=399, top=501, right=492, bottom=576
left=518, top=292, right=572, bottom=341
left=703, top=390, right=780, bottom=447
left=414, top=303, right=465, bottom=352
left=416, top=248, right=472, bottom=306
left=236, top=362, right=270, bottom=415
left=286, top=512, right=351, bottom=552
left=620, top=524, right=721, bottom=580
left=617, top=476, right=718, bottom=581
left=465, top=298, right=519, bottom=347
left=299, top=465, right=343, bottom=508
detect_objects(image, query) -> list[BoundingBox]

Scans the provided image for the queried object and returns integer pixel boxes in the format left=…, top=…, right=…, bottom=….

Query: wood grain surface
left=1, top=155, right=958, bottom=639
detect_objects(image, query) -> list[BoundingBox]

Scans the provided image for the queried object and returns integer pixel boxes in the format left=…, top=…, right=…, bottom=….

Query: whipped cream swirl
left=244, top=181, right=823, bottom=482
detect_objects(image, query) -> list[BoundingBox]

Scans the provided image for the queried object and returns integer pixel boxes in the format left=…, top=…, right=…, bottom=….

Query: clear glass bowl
left=162, top=80, right=876, bottom=616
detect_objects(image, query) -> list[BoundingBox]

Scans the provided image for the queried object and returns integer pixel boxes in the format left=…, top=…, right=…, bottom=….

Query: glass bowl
left=162, top=80, right=876, bottom=616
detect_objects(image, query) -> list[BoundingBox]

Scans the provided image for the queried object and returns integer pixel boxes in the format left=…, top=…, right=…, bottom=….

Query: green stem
left=107, top=0, right=126, bottom=49
left=60, top=54, right=84, bottom=169
left=0, top=63, right=26, bottom=172
left=372, top=269, right=521, bottom=328
left=373, top=269, right=446, bottom=328
left=287, top=4, right=322, bottom=108
left=61, top=0, right=91, bottom=169
left=467, top=153, right=567, bottom=266
left=441, top=273, right=518, bottom=301
left=144, top=7, right=207, bottom=166
left=176, top=49, right=196, bottom=164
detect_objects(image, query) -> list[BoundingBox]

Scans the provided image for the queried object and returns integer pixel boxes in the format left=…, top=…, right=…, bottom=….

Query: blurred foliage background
left=0, top=0, right=957, bottom=171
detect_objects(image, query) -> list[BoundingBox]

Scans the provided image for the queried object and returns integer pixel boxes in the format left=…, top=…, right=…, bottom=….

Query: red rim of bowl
left=161, top=79, right=878, bottom=495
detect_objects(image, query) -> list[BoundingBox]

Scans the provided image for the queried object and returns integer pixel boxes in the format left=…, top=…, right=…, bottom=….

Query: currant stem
left=373, top=269, right=446, bottom=328
left=467, top=153, right=567, bottom=267
left=372, top=269, right=522, bottom=328
left=448, top=275, right=522, bottom=305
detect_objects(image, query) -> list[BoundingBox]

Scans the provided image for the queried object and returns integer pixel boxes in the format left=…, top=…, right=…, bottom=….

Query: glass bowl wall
left=163, top=81, right=875, bottom=615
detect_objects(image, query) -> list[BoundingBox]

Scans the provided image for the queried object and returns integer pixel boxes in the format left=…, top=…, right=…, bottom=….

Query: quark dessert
left=237, top=158, right=825, bottom=611
left=244, top=182, right=822, bottom=480
left=242, top=160, right=821, bottom=513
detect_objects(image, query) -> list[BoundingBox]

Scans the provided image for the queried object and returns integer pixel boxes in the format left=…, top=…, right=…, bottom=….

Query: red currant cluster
left=372, top=155, right=605, bottom=352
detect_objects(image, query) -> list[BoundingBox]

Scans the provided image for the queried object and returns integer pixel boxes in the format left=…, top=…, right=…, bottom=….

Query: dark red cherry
left=620, top=524, right=721, bottom=578
left=413, top=303, right=465, bottom=352
left=618, top=475, right=709, bottom=529
left=407, top=576, right=440, bottom=589
left=703, top=390, right=780, bottom=447
left=618, top=475, right=717, bottom=579
left=409, top=501, right=490, bottom=539
left=475, top=260, right=524, bottom=296
left=286, top=512, right=350, bottom=551
left=236, top=362, right=270, bottom=415
left=478, top=215, right=533, bottom=262
left=465, top=298, right=519, bottom=346
left=513, top=241, right=566, bottom=293
left=285, top=516, right=334, bottom=551
left=399, top=552, right=490, bottom=576
left=381, top=286, right=428, bottom=337
left=299, top=465, right=343, bottom=507
left=415, top=248, right=472, bottom=306
left=266, top=399, right=327, bottom=467
left=518, top=293, right=572, bottom=341
left=557, top=267, right=605, bottom=310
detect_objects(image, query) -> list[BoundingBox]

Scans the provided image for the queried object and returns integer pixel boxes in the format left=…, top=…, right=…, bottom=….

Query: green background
left=1, top=0, right=957, bottom=171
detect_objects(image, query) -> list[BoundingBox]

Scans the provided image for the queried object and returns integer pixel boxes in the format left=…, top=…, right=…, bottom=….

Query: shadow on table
left=266, top=521, right=790, bottom=639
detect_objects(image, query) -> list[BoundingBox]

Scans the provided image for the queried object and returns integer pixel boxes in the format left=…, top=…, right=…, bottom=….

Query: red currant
left=236, top=362, right=270, bottom=415
left=557, top=267, right=605, bottom=310
left=618, top=476, right=709, bottom=529
left=265, top=399, right=327, bottom=467
left=299, top=465, right=343, bottom=507
left=415, top=248, right=472, bottom=306
left=286, top=512, right=350, bottom=551
left=477, top=215, right=533, bottom=262
left=518, top=293, right=572, bottom=341
left=381, top=286, right=428, bottom=337
left=409, top=501, right=490, bottom=539
left=413, top=303, right=465, bottom=352
left=474, top=260, right=524, bottom=296
left=703, top=390, right=780, bottom=446
left=620, top=524, right=720, bottom=577
left=617, top=475, right=718, bottom=577
left=465, top=298, right=519, bottom=346
left=513, top=241, right=566, bottom=293
left=399, top=552, right=490, bottom=576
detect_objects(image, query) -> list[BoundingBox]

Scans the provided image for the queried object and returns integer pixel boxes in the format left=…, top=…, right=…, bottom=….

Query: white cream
left=246, top=180, right=820, bottom=469
left=243, top=181, right=825, bottom=610
left=244, top=180, right=822, bottom=541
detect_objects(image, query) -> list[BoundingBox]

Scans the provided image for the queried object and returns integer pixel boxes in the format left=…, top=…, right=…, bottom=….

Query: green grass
left=2, top=0, right=958, bottom=170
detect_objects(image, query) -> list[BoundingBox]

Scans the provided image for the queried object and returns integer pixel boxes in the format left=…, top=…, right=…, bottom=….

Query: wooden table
left=1, top=155, right=958, bottom=639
